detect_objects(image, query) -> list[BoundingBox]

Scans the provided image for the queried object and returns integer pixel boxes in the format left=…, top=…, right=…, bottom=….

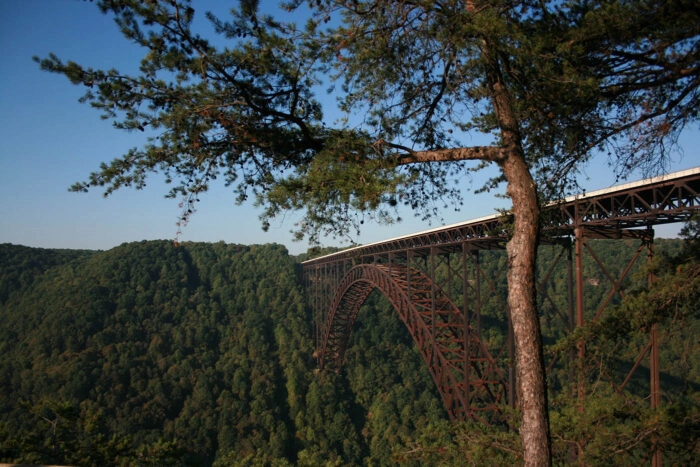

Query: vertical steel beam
left=574, top=227, right=586, bottom=414
left=647, top=229, right=662, bottom=467
left=566, top=245, right=576, bottom=397
left=312, top=266, right=318, bottom=352
left=475, top=250, right=482, bottom=338
left=430, top=247, right=437, bottom=368
left=462, top=242, right=471, bottom=417
left=566, top=244, right=578, bottom=463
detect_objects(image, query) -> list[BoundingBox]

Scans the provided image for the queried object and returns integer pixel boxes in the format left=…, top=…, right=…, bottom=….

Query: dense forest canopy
left=0, top=237, right=697, bottom=465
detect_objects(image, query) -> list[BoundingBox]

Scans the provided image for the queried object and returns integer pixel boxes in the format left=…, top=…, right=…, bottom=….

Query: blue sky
left=1, top=1, right=698, bottom=255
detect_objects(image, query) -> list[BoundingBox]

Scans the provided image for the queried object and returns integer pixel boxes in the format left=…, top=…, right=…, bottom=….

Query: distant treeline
left=0, top=237, right=696, bottom=465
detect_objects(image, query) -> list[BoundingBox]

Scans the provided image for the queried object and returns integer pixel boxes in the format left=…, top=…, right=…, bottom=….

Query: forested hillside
left=0, top=241, right=445, bottom=465
left=0, top=238, right=697, bottom=465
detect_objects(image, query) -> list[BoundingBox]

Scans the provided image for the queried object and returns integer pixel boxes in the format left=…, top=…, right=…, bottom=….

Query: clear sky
left=1, top=1, right=698, bottom=255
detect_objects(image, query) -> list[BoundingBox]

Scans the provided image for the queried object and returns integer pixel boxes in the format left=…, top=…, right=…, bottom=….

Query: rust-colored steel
left=304, top=168, right=700, bottom=267
left=302, top=167, right=700, bottom=431
left=318, top=263, right=507, bottom=422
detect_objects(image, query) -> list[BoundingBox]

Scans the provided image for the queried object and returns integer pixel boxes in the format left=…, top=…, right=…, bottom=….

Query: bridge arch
left=318, top=263, right=508, bottom=423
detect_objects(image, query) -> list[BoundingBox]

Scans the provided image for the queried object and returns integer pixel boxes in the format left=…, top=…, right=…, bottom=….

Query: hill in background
left=0, top=238, right=696, bottom=465
left=0, top=241, right=443, bottom=465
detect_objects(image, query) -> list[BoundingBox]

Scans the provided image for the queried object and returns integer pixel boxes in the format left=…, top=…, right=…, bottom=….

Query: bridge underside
left=303, top=168, right=699, bottom=425
left=306, top=229, right=661, bottom=425
left=319, top=263, right=508, bottom=423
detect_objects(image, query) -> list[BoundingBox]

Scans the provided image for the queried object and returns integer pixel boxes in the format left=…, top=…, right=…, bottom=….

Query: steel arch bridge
left=302, top=167, right=700, bottom=425
left=320, top=262, right=508, bottom=423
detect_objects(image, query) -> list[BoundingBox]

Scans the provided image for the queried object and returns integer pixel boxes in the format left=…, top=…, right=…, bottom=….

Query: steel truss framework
left=302, top=168, right=700, bottom=431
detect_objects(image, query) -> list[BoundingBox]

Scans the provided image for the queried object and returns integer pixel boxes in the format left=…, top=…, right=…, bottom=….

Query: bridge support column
left=570, top=226, right=663, bottom=464
left=574, top=227, right=586, bottom=415
left=647, top=229, right=661, bottom=467
left=461, top=244, right=472, bottom=416
left=565, top=243, right=578, bottom=463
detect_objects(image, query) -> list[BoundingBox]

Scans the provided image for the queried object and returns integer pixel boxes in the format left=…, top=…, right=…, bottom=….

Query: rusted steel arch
left=318, top=263, right=508, bottom=423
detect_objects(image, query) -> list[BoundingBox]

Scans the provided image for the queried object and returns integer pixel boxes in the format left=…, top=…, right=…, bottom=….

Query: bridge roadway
left=302, top=167, right=700, bottom=424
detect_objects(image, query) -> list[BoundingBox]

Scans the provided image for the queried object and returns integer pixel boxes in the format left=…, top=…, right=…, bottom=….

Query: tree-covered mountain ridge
left=0, top=240, right=443, bottom=466
left=0, top=238, right=697, bottom=465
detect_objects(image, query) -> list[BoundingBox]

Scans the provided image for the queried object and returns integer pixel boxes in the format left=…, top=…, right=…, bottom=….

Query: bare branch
left=373, top=139, right=506, bottom=164
left=398, top=146, right=507, bottom=164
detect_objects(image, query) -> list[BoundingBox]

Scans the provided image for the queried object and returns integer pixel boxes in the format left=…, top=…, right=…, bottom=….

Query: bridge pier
left=303, top=168, right=698, bottom=460
left=305, top=227, right=664, bottom=430
left=561, top=225, right=663, bottom=463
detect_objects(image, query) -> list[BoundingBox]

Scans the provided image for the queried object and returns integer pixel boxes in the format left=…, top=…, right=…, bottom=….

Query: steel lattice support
left=316, top=262, right=508, bottom=423
left=534, top=225, right=661, bottom=462
left=302, top=168, right=699, bottom=440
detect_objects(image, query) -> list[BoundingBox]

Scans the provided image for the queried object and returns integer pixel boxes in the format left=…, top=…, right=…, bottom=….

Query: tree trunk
left=500, top=154, right=551, bottom=466
left=482, top=38, right=552, bottom=465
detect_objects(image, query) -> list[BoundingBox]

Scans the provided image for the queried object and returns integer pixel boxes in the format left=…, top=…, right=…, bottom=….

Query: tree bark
left=397, top=142, right=552, bottom=467
left=397, top=146, right=507, bottom=164
left=500, top=154, right=551, bottom=466
left=482, top=38, right=552, bottom=466
left=378, top=140, right=507, bottom=165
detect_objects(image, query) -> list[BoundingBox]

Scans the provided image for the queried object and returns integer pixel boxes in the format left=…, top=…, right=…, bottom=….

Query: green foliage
left=0, top=241, right=311, bottom=465
left=544, top=231, right=700, bottom=464
left=0, top=244, right=94, bottom=304
left=550, top=387, right=699, bottom=465
left=0, top=241, right=444, bottom=465
left=34, top=6, right=698, bottom=463
left=35, top=1, right=698, bottom=242
left=1, top=234, right=696, bottom=464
